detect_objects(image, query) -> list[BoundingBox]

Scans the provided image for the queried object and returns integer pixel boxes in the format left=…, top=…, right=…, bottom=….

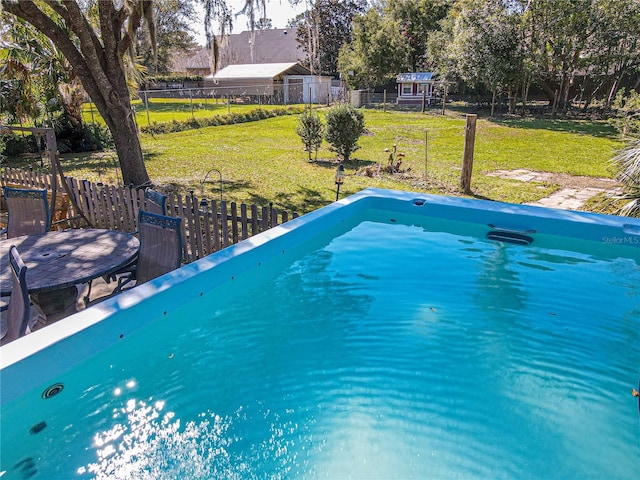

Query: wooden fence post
left=441, top=84, right=448, bottom=115
left=460, top=114, right=477, bottom=194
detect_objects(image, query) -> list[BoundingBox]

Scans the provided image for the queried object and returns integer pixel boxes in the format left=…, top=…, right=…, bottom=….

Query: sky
left=193, top=0, right=307, bottom=45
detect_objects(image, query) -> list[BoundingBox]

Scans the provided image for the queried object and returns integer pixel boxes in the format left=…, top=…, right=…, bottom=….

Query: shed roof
left=396, top=72, right=434, bottom=83
left=213, top=63, right=312, bottom=79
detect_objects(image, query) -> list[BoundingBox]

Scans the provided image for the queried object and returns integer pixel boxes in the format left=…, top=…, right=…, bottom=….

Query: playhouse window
left=417, top=83, right=431, bottom=95
left=402, top=84, right=413, bottom=95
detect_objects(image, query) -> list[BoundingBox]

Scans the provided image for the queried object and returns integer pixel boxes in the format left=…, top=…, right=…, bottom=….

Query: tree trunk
left=561, top=73, right=573, bottom=114
left=606, top=72, right=625, bottom=109
left=2, top=0, right=151, bottom=187
left=508, top=87, right=516, bottom=114
left=490, top=88, right=496, bottom=117
left=552, top=88, right=560, bottom=116
left=104, top=107, right=149, bottom=187
left=81, top=70, right=150, bottom=187
left=521, top=79, right=530, bottom=117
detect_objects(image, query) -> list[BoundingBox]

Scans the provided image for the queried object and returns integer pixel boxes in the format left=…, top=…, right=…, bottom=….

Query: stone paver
left=487, top=169, right=621, bottom=210
left=527, top=187, right=609, bottom=209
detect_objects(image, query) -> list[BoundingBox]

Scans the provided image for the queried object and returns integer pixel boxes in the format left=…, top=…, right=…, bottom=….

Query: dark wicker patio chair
left=2, top=187, right=50, bottom=238
left=144, top=188, right=167, bottom=215
left=111, top=210, right=183, bottom=294
left=1, top=246, right=31, bottom=345
left=91, top=188, right=169, bottom=303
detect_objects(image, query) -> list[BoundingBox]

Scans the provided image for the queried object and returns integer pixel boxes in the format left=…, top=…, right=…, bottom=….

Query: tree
left=450, top=0, right=522, bottom=115
left=1, top=0, right=264, bottom=186
left=136, top=0, right=199, bottom=76
left=255, top=17, right=272, bottom=30
left=610, top=138, right=640, bottom=217
left=385, top=0, right=450, bottom=72
left=338, top=7, right=405, bottom=89
left=324, top=103, right=364, bottom=162
left=338, top=0, right=451, bottom=89
left=295, top=109, right=324, bottom=161
left=1, top=14, right=87, bottom=130
left=581, top=0, right=640, bottom=109
left=1, top=0, right=155, bottom=185
left=290, top=0, right=367, bottom=76
left=524, top=0, right=594, bottom=114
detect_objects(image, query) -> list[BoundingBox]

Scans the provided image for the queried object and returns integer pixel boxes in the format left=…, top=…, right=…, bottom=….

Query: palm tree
left=611, top=139, right=640, bottom=217
left=1, top=15, right=85, bottom=130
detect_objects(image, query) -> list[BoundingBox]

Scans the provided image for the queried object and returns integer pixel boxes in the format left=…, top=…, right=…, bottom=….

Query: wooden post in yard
left=442, top=83, right=448, bottom=115
left=460, top=114, right=477, bottom=194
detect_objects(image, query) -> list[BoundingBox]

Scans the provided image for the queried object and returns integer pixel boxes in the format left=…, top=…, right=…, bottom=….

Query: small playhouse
left=396, top=72, right=437, bottom=105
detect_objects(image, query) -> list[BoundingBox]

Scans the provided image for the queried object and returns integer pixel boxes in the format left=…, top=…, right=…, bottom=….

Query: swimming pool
left=1, top=188, right=639, bottom=479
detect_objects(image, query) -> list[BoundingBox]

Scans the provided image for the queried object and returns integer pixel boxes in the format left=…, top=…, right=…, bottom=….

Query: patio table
left=0, top=228, right=139, bottom=318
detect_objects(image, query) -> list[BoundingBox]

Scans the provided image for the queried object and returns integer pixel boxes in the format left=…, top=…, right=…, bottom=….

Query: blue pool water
left=1, top=190, right=639, bottom=479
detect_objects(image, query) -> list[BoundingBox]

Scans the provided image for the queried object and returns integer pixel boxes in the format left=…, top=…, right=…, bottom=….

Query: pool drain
left=41, top=383, right=64, bottom=399
left=487, top=224, right=535, bottom=245
left=487, top=231, right=533, bottom=245
left=29, top=421, right=47, bottom=435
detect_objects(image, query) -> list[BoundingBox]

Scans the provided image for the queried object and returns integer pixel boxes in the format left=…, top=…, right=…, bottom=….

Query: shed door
left=288, top=79, right=304, bottom=103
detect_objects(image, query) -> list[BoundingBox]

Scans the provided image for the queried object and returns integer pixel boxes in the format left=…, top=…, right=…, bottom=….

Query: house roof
left=219, top=28, right=301, bottom=68
left=396, top=72, right=434, bottom=83
left=213, top=63, right=312, bottom=79
left=173, top=28, right=302, bottom=74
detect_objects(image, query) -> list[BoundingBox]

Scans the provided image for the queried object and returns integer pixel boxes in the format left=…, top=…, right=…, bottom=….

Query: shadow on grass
left=201, top=178, right=253, bottom=198
left=313, top=157, right=377, bottom=171
left=244, top=186, right=327, bottom=214
left=469, top=191, right=496, bottom=202
left=489, top=117, right=617, bottom=138
left=273, top=186, right=329, bottom=213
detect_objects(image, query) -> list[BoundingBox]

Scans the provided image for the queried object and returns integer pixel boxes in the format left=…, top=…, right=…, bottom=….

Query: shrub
left=610, top=138, right=640, bottom=217
left=611, top=89, right=640, bottom=137
left=0, top=118, right=113, bottom=159
left=295, top=109, right=324, bottom=161
left=138, top=107, right=303, bottom=135
left=324, top=103, right=365, bottom=162
left=0, top=132, right=37, bottom=157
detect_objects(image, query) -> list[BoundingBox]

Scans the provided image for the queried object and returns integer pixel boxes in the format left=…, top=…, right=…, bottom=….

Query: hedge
left=139, top=106, right=305, bottom=135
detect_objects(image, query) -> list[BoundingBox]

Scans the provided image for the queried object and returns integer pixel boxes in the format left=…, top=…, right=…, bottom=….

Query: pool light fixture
left=335, top=164, right=345, bottom=201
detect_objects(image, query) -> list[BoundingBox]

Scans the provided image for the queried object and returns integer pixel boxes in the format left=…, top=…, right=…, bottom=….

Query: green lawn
left=82, top=97, right=299, bottom=127
left=16, top=107, right=625, bottom=214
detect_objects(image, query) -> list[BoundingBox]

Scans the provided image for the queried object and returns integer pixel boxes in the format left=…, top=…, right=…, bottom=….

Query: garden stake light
left=335, top=164, right=345, bottom=201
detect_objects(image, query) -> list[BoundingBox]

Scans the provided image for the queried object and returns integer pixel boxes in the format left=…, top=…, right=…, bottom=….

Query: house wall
left=284, top=76, right=332, bottom=104
left=397, top=82, right=435, bottom=105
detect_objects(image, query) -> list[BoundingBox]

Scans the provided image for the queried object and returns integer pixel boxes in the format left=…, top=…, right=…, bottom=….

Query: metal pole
left=335, top=183, right=340, bottom=201
left=190, top=89, right=194, bottom=120
left=201, top=168, right=223, bottom=206
left=144, top=92, right=150, bottom=126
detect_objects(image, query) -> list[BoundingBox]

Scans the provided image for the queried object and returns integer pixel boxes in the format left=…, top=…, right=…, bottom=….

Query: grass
left=11, top=105, right=625, bottom=214
left=82, top=97, right=297, bottom=127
